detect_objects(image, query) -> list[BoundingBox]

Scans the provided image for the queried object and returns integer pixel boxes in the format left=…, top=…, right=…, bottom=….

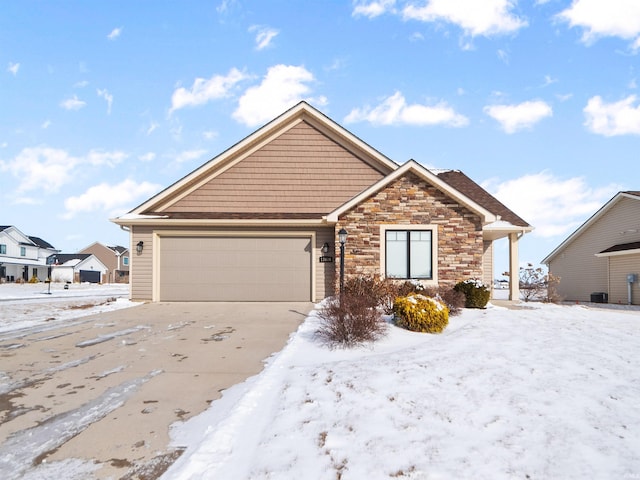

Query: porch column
left=508, top=232, right=520, bottom=301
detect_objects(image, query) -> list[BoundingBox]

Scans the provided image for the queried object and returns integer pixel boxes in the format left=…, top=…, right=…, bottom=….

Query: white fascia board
left=111, top=217, right=328, bottom=228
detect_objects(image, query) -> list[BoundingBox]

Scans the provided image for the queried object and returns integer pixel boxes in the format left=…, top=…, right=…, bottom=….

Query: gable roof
left=50, top=253, right=91, bottom=264
left=122, top=102, right=398, bottom=218
left=542, top=191, right=640, bottom=264
left=327, top=160, right=497, bottom=224
left=28, top=236, right=56, bottom=250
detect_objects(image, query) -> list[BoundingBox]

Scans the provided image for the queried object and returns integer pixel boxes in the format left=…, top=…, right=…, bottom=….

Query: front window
left=0, top=244, right=6, bottom=254
left=385, top=230, right=432, bottom=279
left=123, top=256, right=129, bottom=266
left=20, top=247, right=26, bottom=257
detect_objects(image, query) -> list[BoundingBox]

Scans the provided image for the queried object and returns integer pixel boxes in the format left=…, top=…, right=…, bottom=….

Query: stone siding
left=336, top=172, right=484, bottom=287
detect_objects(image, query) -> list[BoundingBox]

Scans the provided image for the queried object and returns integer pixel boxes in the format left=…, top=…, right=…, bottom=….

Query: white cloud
left=484, top=100, right=552, bottom=133
left=86, top=150, right=127, bottom=167
left=0, top=146, right=127, bottom=194
left=96, top=88, right=113, bottom=114
left=170, top=68, right=248, bottom=114
left=138, top=152, right=156, bottom=162
left=249, top=25, right=279, bottom=50
left=557, top=0, right=640, bottom=49
left=60, top=95, right=87, bottom=111
left=107, top=27, right=123, bottom=40
left=203, top=130, right=218, bottom=140
left=352, top=0, right=397, bottom=18
left=146, top=122, right=159, bottom=135
left=402, top=0, right=527, bottom=37
left=62, top=179, right=161, bottom=219
left=233, top=64, right=326, bottom=127
left=344, top=91, right=469, bottom=127
left=41, top=120, right=51, bottom=129
left=8, top=62, right=19, bottom=75
left=176, top=149, right=208, bottom=164
left=583, top=95, right=640, bottom=136
left=483, top=171, right=621, bottom=238
left=74, top=80, right=89, bottom=88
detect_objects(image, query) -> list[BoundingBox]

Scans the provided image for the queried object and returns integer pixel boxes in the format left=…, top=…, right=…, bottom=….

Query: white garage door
left=159, top=236, right=312, bottom=301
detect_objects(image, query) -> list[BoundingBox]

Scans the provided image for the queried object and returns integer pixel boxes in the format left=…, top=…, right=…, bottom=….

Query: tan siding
left=130, top=225, right=333, bottom=302
left=482, top=241, right=494, bottom=294
left=164, top=122, right=384, bottom=214
left=130, top=226, right=154, bottom=301
left=609, top=254, right=640, bottom=305
left=549, top=197, right=640, bottom=302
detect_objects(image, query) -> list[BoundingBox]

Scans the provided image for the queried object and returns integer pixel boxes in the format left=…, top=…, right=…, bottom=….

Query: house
left=78, top=242, right=130, bottom=283
left=0, top=226, right=58, bottom=282
left=542, top=191, right=640, bottom=305
left=112, top=102, right=532, bottom=302
left=48, top=253, right=108, bottom=284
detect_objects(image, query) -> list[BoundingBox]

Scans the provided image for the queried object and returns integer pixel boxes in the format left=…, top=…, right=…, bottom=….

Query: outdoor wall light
left=136, top=241, right=144, bottom=255
left=321, top=242, right=330, bottom=254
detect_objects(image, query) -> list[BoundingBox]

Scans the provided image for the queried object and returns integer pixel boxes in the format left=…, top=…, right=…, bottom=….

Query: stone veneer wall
left=336, top=172, right=484, bottom=287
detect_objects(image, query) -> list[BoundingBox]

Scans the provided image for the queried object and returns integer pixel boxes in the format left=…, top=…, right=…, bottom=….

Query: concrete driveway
left=0, top=301, right=313, bottom=479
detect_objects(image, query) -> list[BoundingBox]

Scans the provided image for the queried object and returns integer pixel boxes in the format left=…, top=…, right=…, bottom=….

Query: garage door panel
left=159, top=236, right=312, bottom=301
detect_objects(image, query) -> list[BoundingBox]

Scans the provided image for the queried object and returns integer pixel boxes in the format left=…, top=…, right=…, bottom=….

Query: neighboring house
left=112, top=102, right=532, bottom=302
left=542, top=191, right=640, bottom=305
left=0, top=226, right=58, bottom=282
left=48, top=253, right=108, bottom=284
left=78, top=242, right=130, bottom=283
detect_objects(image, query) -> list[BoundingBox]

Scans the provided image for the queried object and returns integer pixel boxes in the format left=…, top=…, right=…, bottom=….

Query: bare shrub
left=519, top=264, right=562, bottom=303
left=316, top=293, right=387, bottom=348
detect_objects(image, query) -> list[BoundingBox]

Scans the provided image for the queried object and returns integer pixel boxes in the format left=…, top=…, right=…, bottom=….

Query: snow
left=163, top=302, right=640, bottom=480
left=0, top=282, right=134, bottom=336
left=1, top=283, right=640, bottom=479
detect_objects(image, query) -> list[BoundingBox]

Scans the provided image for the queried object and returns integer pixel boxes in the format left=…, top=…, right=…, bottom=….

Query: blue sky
left=1, top=0, right=639, bottom=275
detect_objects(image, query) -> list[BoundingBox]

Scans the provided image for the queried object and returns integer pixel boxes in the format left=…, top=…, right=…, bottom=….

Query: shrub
left=28, top=275, right=40, bottom=284
left=454, top=279, right=490, bottom=308
left=343, top=275, right=387, bottom=310
left=423, top=286, right=465, bottom=316
left=315, top=293, right=388, bottom=348
left=518, top=264, right=563, bottom=303
left=393, top=294, right=449, bottom=333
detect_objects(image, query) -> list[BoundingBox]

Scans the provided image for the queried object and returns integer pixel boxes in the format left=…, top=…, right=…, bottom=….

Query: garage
left=158, top=236, right=312, bottom=301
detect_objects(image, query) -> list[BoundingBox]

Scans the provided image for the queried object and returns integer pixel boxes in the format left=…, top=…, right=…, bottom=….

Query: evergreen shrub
left=393, top=294, right=449, bottom=334
left=454, top=279, right=490, bottom=308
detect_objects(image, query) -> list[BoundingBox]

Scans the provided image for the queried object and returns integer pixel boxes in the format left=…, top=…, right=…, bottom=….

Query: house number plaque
left=319, top=256, right=333, bottom=263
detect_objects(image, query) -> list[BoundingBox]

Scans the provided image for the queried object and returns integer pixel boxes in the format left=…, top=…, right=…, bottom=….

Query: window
left=20, top=247, right=26, bottom=257
left=123, top=256, right=129, bottom=266
left=385, top=230, right=433, bottom=279
left=0, top=244, right=6, bottom=254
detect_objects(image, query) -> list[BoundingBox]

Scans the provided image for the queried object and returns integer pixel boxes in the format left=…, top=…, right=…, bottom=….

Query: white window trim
left=379, top=224, right=438, bottom=286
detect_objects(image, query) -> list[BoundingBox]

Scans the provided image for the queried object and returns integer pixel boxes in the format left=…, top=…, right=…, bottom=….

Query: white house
left=0, top=225, right=58, bottom=282
left=49, top=254, right=108, bottom=284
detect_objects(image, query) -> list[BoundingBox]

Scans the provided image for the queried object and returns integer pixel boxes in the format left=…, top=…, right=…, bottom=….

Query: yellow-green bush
left=393, top=294, right=449, bottom=334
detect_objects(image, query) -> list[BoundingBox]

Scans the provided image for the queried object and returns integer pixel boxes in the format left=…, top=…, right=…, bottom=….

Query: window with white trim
left=123, top=256, right=129, bottom=266
left=0, top=244, right=6, bottom=254
left=20, top=246, right=26, bottom=257
left=385, top=230, right=433, bottom=279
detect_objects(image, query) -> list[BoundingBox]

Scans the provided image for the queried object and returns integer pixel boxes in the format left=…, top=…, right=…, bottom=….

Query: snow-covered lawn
left=164, top=302, right=640, bottom=480
left=2, top=284, right=639, bottom=479
left=0, top=282, right=134, bottom=336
